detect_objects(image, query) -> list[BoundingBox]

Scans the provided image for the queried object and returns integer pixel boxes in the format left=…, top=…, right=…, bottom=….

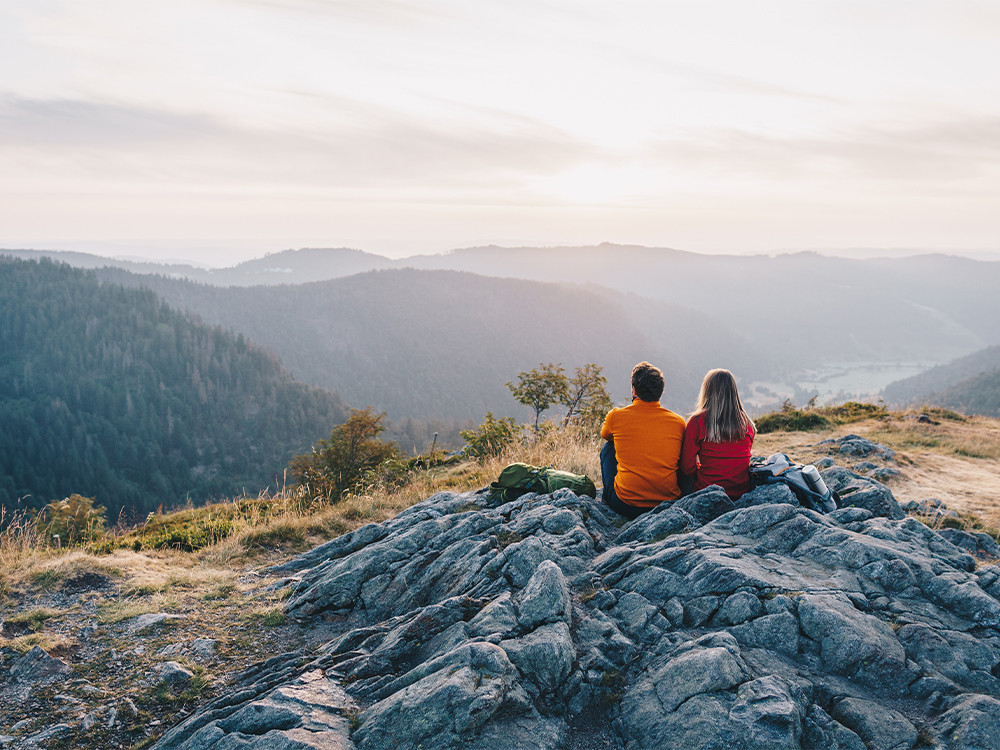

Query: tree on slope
left=562, top=363, right=613, bottom=427
left=289, top=407, right=398, bottom=501
left=507, top=363, right=569, bottom=433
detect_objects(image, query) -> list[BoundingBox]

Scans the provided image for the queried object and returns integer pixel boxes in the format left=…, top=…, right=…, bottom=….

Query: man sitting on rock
left=600, top=361, right=687, bottom=519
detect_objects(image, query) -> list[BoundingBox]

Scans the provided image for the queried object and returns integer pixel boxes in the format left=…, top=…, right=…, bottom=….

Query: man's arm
left=600, top=409, right=615, bottom=441
left=679, top=416, right=699, bottom=476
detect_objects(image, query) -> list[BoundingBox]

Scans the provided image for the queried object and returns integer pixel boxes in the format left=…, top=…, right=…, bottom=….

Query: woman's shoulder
left=684, top=410, right=706, bottom=433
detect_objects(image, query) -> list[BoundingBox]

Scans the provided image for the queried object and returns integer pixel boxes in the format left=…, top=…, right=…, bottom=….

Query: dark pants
left=600, top=440, right=645, bottom=520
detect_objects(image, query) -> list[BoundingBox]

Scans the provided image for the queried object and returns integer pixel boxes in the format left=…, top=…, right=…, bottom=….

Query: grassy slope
left=2, top=411, right=1000, bottom=747
left=755, top=407, right=1000, bottom=529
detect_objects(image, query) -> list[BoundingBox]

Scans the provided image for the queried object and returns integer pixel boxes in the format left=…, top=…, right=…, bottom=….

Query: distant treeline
left=0, top=258, right=348, bottom=520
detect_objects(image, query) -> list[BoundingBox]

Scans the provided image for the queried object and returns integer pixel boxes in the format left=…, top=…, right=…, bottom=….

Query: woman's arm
left=679, top=416, right=700, bottom=476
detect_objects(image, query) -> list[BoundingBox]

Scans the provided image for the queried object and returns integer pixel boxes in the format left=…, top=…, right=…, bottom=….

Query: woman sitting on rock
left=680, top=368, right=756, bottom=500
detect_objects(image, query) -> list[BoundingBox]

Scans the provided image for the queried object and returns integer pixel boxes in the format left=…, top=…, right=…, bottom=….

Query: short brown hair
left=631, top=361, right=664, bottom=402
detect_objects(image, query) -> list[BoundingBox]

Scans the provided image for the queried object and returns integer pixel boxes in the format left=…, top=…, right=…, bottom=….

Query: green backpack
left=487, top=462, right=597, bottom=503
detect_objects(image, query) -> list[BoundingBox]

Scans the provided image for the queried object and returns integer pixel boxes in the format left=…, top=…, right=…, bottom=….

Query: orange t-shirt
left=601, top=399, right=686, bottom=507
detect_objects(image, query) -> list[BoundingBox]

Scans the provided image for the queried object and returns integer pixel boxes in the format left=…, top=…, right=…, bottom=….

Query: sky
left=1, top=0, right=999, bottom=266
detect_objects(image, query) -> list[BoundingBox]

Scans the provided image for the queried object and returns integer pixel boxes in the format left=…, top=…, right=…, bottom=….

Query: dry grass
left=753, top=410, right=1000, bottom=531
left=866, top=414, right=1000, bottom=460
left=0, top=506, right=41, bottom=593
left=0, top=425, right=602, bottom=613
left=5, top=413, right=997, bottom=603
left=4, top=631, right=78, bottom=655
left=96, top=595, right=179, bottom=624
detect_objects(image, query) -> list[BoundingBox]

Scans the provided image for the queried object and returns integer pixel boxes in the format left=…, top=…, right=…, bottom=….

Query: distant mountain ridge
left=7, top=244, right=996, bottom=372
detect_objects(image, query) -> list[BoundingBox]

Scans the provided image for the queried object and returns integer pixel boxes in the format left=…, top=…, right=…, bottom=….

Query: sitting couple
left=600, top=361, right=754, bottom=520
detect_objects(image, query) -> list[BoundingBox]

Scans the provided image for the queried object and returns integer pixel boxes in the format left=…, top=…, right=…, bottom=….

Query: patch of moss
left=494, top=530, right=524, bottom=550
left=29, top=568, right=65, bottom=590
left=241, top=524, right=307, bottom=552
left=4, top=606, right=61, bottom=632
left=243, top=605, right=287, bottom=627
left=756, top=409, right=831, bottom=434
left=821, top=401, right=889, bottom=423
left=345, top=708, right=362, bottom=732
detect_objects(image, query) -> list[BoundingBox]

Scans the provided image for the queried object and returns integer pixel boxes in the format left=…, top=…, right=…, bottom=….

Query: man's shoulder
left=653, top=404, right=686, bottom=422
left=634, top=402, right=687, bottom=429
left=658, top=407, right=688, bottom=431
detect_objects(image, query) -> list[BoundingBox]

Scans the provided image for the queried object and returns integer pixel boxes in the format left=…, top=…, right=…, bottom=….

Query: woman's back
left=680, top=369, right=755, bottom=500
left=681, top=412, right=754, bottom=498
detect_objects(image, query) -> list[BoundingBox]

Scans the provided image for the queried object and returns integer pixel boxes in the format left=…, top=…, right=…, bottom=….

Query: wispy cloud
left=221, top=0, right=451, bottom=25
left=653, top=118, right=1000, bottom=184
left=0, top=94, right=590, bottom=189
left=0, top=96, right=226, bottom=146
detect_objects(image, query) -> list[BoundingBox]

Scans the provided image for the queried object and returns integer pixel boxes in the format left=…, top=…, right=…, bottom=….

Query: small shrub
left=822, top=401, right=888, bottom=423
left=244, top=606, right=286, bottom=627
left=241, top=524, right=306, bottom=552
left=914, top=726, right=936, bottom=747
left=201, top=583, right=237, bottom=601
left=142, top=516, right=237, bottom=552
left=150, top=669, right=210, bottom=706
left=5, top=632, right=75, bottom=655
left=288, top=407, right=399, bottom=501
left=460, top=412, right=523, bottom=459
left=756, top=407, right=830, bottom=434
left=914, top=509, right=1000, bottom=542
left=32, top=494, right=107, bottom=547
left=494, top=529, right=524, bottom=550
left=4, top=607, right=61, bottom=632
left=29, top=569, right=64, bottom=590
left=917, top=405, right=966, bottom=422
left=345, top=709, right=362, bottom=732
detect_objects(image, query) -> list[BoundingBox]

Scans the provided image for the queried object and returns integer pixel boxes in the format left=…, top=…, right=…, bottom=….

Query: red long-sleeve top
left=680, top=412, right=755, bottom=500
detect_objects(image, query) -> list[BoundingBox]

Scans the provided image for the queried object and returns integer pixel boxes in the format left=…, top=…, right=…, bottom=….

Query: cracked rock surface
left=154, top=469, right=1000, bottom=749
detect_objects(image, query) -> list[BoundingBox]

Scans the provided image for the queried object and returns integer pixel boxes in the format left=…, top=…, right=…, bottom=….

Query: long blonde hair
left=690, top=369, right=753, bottom=443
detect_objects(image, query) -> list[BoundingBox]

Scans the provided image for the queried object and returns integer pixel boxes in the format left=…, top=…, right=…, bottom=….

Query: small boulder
left=1, top=646, right=71, bottom=700
left=149, top=661, right=195, bottom=691
left=821, top=467, right=904, bottom=519
left=831, top=697, right=917, bottom=750
left=128, top=613, right=187, bottom=634
left=937, top=529, right=1000, bottom=562
left=673, top=486, right=736, bottom=526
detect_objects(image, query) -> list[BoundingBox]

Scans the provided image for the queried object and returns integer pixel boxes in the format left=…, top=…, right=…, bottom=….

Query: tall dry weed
left=0, top=507, right=41, bottom=588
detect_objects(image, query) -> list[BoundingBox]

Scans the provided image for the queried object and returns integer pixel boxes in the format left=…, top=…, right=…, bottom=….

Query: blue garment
left=600, top=440, right=645, bottom=519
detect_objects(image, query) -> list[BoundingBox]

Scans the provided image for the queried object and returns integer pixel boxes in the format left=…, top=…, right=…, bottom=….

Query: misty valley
left=3, top=245, right=1000, bottom=520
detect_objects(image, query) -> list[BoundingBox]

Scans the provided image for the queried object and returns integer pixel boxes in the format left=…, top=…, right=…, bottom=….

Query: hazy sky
left=2, top=1, right=999, bottom=265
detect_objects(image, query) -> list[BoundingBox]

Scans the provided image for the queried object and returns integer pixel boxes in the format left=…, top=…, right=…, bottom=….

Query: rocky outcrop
left=153, top=468, right=1000, bottom=749
left=0, top=646, right=72, bottom=703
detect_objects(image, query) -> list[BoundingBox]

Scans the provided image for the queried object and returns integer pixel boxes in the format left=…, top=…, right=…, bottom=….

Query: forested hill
left=883, top=344, right=1000, bottom=417
left=96, top=267, right=767, bottom=422
left=0, top=258, right=348, bottom=519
